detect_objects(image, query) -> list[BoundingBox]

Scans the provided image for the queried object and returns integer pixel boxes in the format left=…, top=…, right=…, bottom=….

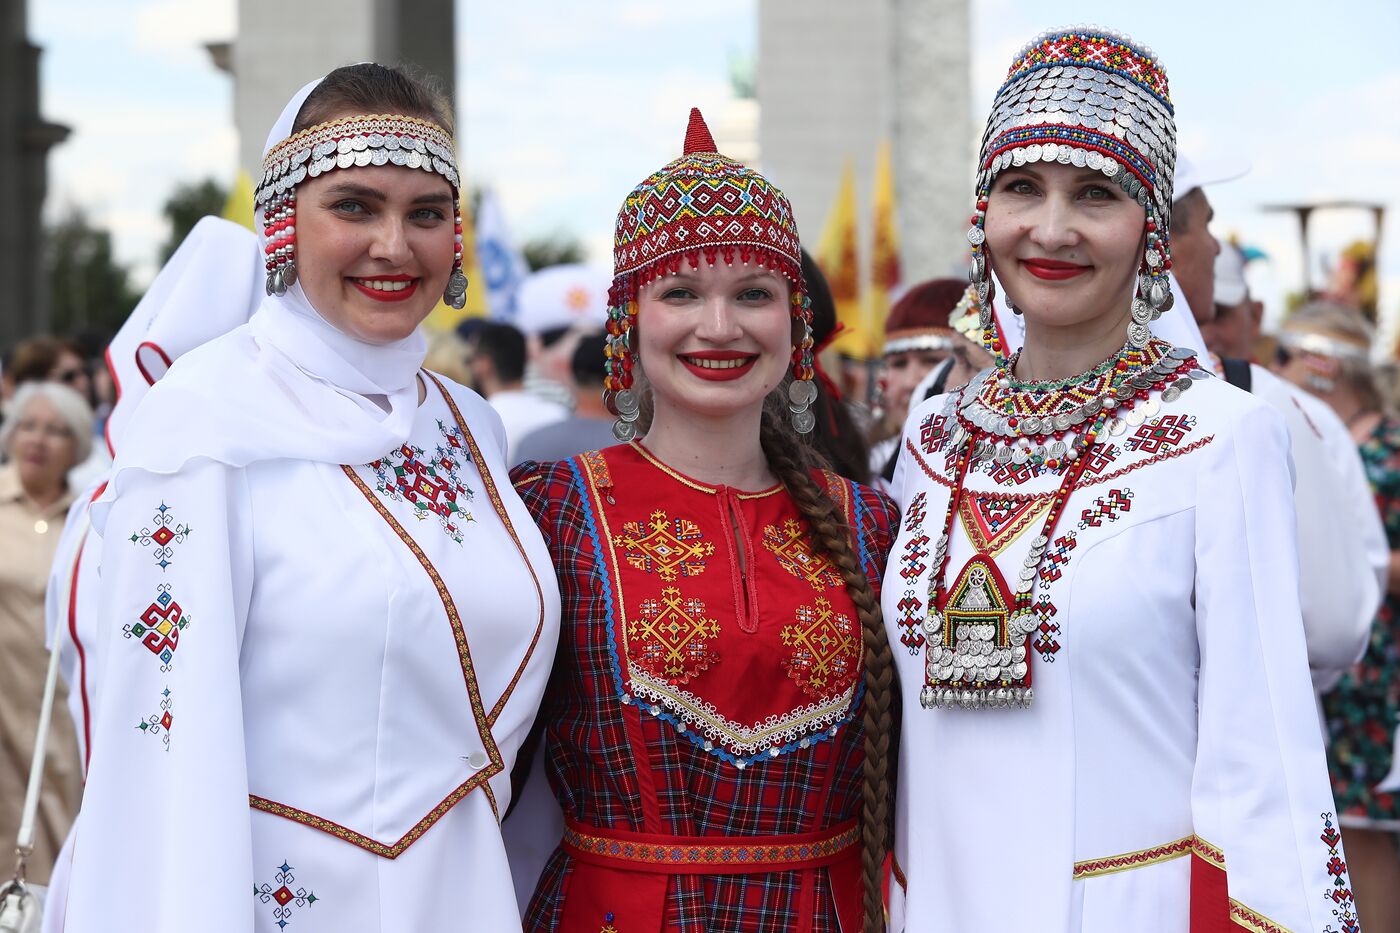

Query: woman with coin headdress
left=883, top=27, right=1354, bottom=931
left=509, top=109, right=898, bottom=933
left=59, top=64, right=559, bottom=932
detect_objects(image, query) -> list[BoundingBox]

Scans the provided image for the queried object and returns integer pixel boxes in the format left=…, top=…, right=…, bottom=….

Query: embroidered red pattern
left=1078, top=488, right=1134, bottom=529
left=613, top=509, right=715, bottom=581
left=122, top=584, right=190, bottom=669
left=896, top=493, right=929, bottom=654
left=780, top=596, right=861, bottom=698
left=1320, top=812, right=1359, bottom=933
left=629, top=586, right=721, bottom=683
left=762, top=518, right=842, bottom=590
left=1125, top=413, right=1197, bottom=454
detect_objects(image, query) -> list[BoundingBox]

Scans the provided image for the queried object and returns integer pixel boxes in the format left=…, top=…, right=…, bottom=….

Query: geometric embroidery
left=762, top=518, right=842, bottom=590
left=614, top=509, right=714, bottom=582
left=1320, top=813, right=1359, bottom=933
left=629, top=586, right=720, bottom=684
left=1039, top=532, right=1077, bottom=584
left=920, top=413, right=949, bottom=454
left=958, top=492, right=1051, bottom=556
left=253, top=861, right=319, bottom=930
left=983, top=459, right=1037, bottom=487
left=122, top=584, right=190, bottom=671
left=129, top=501, right=191, bottom=570
left=897, top=493, right=929, bottom=654
left=135, top=685, right=173, bottom=751
left=1079, top=488, right=1134, bottom=529
left=1080, top=443, right=1120, bottom=476
left=1030, top=596, right=1060, bottom=661
left=1125, top=414, right=1197, bottom=454
left=780, top=596, right=860, bottom=698
left=368, top=418, right=477, bottom=545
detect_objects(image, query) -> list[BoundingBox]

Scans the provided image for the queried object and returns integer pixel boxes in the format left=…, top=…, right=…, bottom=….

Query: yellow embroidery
left=762, top=519, right=843, bottom=590
left=613, top=509, right=715, bottom=582
left=630, top=586, right=721, bottom=683
left=780, top=597, right=860, bottom=697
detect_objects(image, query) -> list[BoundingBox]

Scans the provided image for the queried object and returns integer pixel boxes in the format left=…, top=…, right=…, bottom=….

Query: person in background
left=801, top=250, right=873, bottom=484
left=0, top=381, right=90, bottom=884
left=880, top=284, right=996, bottom=482
left=7, top=336, right=94, bottom=408
left=515, top=263, right=612, bottom=412
left=468, top=321, right=568, bottom=462
left=423, top=327, right=475, bottom=388
left=1276, top=301, right=1400, bottom=930
left=1171, top=161, right=1385, bottom=693
left=514, top=333, right=615, bottom=463
left=1200, top=243, right=1263, bottom=360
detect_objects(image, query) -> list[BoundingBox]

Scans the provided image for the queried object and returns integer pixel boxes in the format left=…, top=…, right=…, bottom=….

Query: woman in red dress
left=510, top=109, right=897, bottom=933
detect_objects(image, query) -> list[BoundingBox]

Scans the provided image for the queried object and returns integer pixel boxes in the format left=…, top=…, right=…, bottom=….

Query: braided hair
left=758, top=394, right=894, bottom=933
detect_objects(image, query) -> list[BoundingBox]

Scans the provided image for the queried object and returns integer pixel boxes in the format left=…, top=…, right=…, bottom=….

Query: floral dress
left=1325, top=414, right=1400, bottom=828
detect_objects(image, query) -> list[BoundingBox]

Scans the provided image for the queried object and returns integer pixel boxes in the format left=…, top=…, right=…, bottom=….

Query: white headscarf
left=94, top=74, right=435, bottom=531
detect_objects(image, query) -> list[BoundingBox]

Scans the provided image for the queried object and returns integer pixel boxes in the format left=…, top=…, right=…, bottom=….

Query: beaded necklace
left=919, top=338, right=1202, bottom=710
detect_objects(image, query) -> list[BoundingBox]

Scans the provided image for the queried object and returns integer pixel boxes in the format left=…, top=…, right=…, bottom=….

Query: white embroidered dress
left=62, top=372, right=559, bottom=932
left=884, top=362, right=1356, bottom=932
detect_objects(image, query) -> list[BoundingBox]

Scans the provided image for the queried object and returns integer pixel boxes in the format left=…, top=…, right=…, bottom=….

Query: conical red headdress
left=682, top=107, right=718, bottom=155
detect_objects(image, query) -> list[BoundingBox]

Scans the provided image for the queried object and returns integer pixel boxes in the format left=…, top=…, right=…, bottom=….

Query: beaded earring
left=263, top=191, right=297, bottom=296
left=444, top=209, right=469, bottom=309
left=604, top=279, right=641, bottom=441
left=1128, top=207, right=1173, bottom=348
left=965, top=182, right=1010, bottom=369
left=788, top=290, right=817, bottom=434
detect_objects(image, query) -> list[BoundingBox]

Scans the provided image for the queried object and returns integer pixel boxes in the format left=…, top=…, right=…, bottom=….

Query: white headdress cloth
left=94, top=75, right=431, bottom=532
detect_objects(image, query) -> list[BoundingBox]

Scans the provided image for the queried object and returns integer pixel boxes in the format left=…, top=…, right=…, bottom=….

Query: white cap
left=514, top=264, right=612, bottom=335
left=1214, top=243, right=1249, bottom=307
left=1172, top=152, right=1250, bottom=203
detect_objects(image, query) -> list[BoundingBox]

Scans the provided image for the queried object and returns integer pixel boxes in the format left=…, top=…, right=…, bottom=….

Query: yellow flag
left=425, top=188, right=490, bottom=331
left=866, top=140, right=901, bottom=354
left=221, top=171, right=256, bottom=231
left=816, top=160, right=867, bottom=358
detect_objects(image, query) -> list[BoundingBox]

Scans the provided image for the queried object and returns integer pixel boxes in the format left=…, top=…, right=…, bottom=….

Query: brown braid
left=758, top=400, right=894, bottom=933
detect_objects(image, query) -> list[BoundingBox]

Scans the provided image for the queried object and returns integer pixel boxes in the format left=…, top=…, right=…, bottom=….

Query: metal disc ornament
left=612, top=419, right=638, bottom=442
left=792, top=408, right=817, bottom=434
left=788, top=379, right=818, bottom=407
left=614, top=389, right=641, bottom=417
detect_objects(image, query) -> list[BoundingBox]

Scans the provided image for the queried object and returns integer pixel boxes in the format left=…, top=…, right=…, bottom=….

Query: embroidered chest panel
left=572, top=445, right=866, bottom=766
left=365, top=417, right=478, bottom=544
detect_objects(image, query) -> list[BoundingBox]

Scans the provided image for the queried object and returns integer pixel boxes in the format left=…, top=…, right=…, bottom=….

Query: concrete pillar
left=233, top=0, right=455, bottom=178
left=1, top=0, right=69, bottom=344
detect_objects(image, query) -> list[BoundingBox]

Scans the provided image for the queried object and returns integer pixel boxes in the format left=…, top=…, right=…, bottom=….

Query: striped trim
left=1229, top=900, right=1293, bottom=933
left=1073, top=833, right=1220, bottom=879
left=562, top=820, right=860, bottom=872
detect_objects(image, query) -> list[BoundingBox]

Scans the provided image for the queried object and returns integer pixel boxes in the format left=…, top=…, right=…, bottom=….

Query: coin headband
left=977, top=28, right=1175, bottom=224
left=255, top=113, right=460, bottom=210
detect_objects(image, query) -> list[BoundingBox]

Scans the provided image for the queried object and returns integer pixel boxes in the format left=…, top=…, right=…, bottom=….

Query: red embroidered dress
left=511, top=442, right=896, bottom=933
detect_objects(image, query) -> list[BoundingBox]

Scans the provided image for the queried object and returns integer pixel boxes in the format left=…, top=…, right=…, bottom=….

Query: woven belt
left=561, top=818, right=860, bottom=875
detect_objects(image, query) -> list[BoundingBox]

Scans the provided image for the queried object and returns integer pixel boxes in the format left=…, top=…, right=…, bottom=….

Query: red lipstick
left=678, top=349, right=759, bottom=382
left=350, top=273, right=421, bottom=302
left=1022, top=259, right=1091, bottom=281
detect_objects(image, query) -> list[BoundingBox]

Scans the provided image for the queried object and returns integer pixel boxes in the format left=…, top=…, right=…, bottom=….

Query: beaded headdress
left=605, top=108, right=816, bottom=439
left=255, top=113, right=468, bottom=308
left=967, top=27, right=1177, bottom=352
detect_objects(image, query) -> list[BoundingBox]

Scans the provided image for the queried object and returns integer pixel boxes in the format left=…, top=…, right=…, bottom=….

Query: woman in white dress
left=59, top=64, right=559, bottom=932
left=884, top=27, right=1357, bottom=932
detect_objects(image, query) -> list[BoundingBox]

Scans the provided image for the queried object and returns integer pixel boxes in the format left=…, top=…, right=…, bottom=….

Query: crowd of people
left=0, top=25, right=1395, bottom=933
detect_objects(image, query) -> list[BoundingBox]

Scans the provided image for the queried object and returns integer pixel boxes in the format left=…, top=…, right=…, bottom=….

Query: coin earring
left=604, top=283, right=642, bottom=441
left=967, top=182, right=1008, bottom=367
left=1128, top=207, right=1173, bottom=349
left=444, top=210, right=468, bottom=310
left=263, top=190, right=297, bottom=296
left=788, top=291, right=817, bottom=434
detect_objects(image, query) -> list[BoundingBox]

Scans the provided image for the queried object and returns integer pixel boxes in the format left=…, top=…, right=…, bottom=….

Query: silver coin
left=1109, top=418, right=1127, bottom=436
left=1188, top=368, right=1210, bottom=380
left=1140, top=398, right=1160, bottom=419
left=1169, top=346, right=1196, bottom=360
left=351, top=135, right=368, bottom=152
left=967, top=226, right=986, bottom=246
left=1048, top=441, right=1067, bottom=459
left=337, top=151, right=355, bottom=170
left=1012, top=662, right=1029, bottom=680
left=1161, top=386, right=1182, bottom=404
left=1021, top=415, right=1041, bottom=434
left=406, top=150, right=423, bottom=169
left=612, top=419, right=638, bottom=442
left=1011, top=448, right=1029, bottom=465
left=1115, top=384, right=1135, bottom=400
left=1127, top=322, right=1152, bottom=346
left=995, top=446, right=1013, bottom=464
left=337, top=137, right=353, bottom=154
left=1052, top=413, right=1072, bottom=432
left=615, top=388, right=641, bottom=416
left=1130, top=299, right=1154, bottom=325
left=1125, top=408, right=1145, bottom=427
left=1173, top=377, right=1194, bottom=393
left=788, top=379, right=818, bottom=407
left=353, top=149, right=372, bottom=167
left=793, top=409, right=817, bottom=434
left=922, top=613, right=943, bottom=636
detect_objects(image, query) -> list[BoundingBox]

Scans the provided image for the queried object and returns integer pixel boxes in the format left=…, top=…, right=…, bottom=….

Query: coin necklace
left=920, top=342, right=1202, bottom=710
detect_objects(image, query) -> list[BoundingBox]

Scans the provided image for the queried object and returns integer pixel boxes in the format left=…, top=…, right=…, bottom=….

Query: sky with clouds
left=32, top=0, right=1400, bottom=335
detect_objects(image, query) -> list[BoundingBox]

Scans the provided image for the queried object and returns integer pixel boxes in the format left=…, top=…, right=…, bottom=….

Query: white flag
left=474, top=189, right=530, bottom=321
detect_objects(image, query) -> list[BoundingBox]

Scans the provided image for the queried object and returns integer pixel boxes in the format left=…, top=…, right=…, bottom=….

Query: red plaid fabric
left=511, top=447, right=897, bottom=933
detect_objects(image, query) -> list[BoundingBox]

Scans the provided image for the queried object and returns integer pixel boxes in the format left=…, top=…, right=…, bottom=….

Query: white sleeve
left=63, top=460, right=256, bottom=932
left=1191, top=404, right=1356, bottom=932
left=1275, top=388, right=1380, bottom=682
